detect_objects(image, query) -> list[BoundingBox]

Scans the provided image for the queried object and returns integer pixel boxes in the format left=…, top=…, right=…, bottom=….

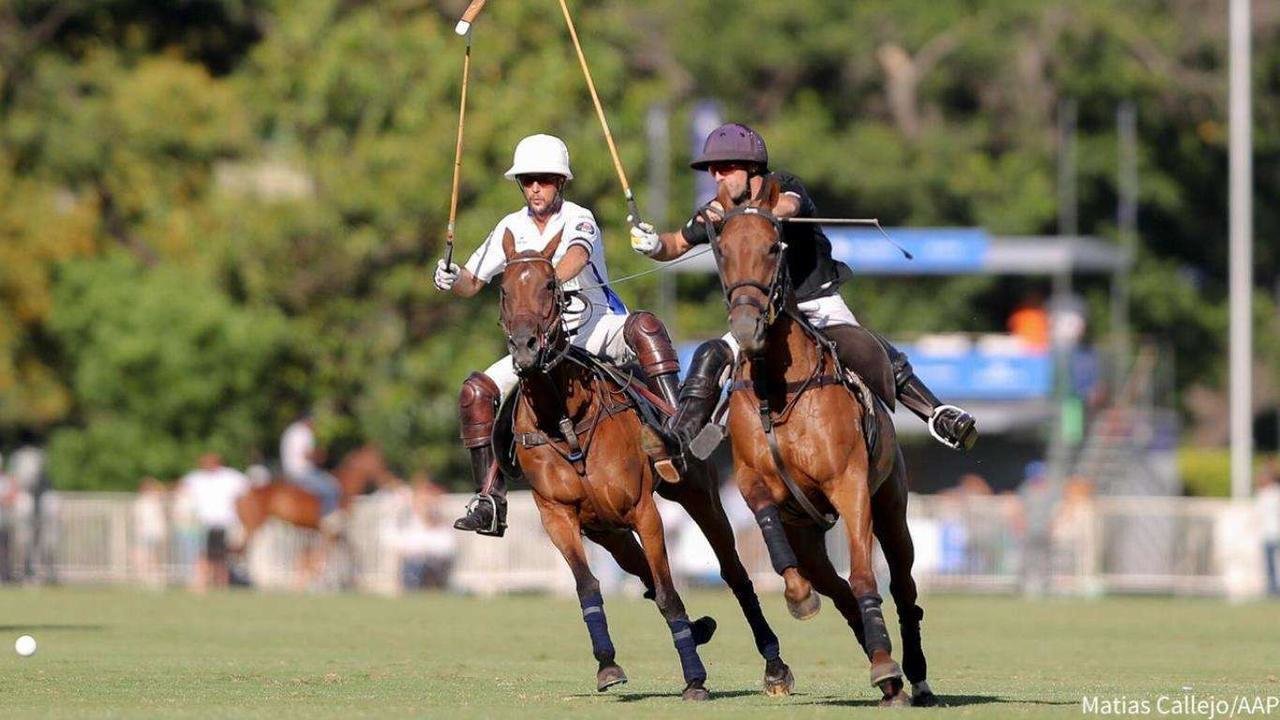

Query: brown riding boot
left=624, top=312, right=683, bottom=482
left=453, top=372, right=508, bottom=536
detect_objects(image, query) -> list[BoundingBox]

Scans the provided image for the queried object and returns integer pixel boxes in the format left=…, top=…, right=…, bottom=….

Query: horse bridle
left=499, top=255, right=569, bottom=374
left=704, top=204, right=789, bottom=334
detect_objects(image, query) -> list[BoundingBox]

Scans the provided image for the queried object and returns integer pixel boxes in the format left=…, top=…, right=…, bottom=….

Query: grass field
left=1, top=587, right=1278, bottom=719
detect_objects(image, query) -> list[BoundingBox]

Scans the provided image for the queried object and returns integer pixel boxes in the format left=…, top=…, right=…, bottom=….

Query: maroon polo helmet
left=690, top=123, right=769, bottom=172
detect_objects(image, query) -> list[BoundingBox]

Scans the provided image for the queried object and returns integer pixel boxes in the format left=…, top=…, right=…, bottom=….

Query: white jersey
left=463, top=200, right=626, bottom=330
left=179, top=467, right=248, bottom=529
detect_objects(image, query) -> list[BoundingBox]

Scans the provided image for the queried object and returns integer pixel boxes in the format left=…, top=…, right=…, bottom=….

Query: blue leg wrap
left=754, top=505, right=798, bottom=575
left=668, top=618, right=707, bottom=684
left=579, top=592, right=615, bottom=663
left=733, top=587, right=780, bottom=660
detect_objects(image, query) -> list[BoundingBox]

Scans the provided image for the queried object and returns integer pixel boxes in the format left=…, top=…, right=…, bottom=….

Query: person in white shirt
left=434, top=134, right=683, bottom=537
left=178, top=453, right=248, bottom=591
left=280, top=413, right=342, bottom=527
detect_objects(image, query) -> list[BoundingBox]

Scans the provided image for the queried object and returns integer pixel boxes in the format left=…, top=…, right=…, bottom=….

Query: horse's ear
left=757, top=175, right=781, bottom=210
left=542, top=229, right=563, bottom=261
left=501, top=227, right=516, bottom=259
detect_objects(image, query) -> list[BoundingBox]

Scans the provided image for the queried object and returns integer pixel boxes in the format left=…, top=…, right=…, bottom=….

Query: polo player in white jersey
left=434, top=134, right=682, bottom=536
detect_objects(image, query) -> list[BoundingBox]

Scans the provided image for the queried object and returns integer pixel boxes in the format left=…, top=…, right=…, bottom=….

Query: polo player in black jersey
left=629, top=123, right=978, bottom=453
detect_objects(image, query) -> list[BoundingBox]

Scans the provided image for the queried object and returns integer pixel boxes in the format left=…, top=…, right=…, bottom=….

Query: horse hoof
left=692, top=616, right=717, bottom=645
left=786, top=591, right=821, bottom=620
left=762, top=661, right=795, bottom=697
left=879, top=691, right=912, bottom=708
left=681, top=682, right=710, bottom=701
left=911, top=690, right=941, bottom=707
left=596, top=663, right=628, bottom=692
left=870, top=660, right=903, bottom=686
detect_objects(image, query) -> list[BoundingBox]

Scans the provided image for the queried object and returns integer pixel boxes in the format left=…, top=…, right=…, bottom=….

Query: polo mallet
left=554, top=0, right=643, bottom=227
left=444, top=2, right=487, bottom=267
left=454, top=0, right=489, bottom=36
left=783, top=217, right=914, bottom=259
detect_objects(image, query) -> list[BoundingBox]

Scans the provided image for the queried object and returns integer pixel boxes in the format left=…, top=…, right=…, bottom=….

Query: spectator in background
left=132, top=478, right=170, bottom=589
left=0, top=453, right=12, bottom=583
left=1257, top=461, right=1280, bottom=598
left=391, top=473, right=456, bottom=591
left=1018, top=461, right=1057, bottom=597
left=178, top=453, right=248, bottom=592
left=8, top=438, right=50, bottom=582
left=1008, top=291, right=1050, bottom=352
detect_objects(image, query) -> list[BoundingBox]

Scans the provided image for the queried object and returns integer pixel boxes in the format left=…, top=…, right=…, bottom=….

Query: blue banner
left=825, top=227, right=990, bottom=274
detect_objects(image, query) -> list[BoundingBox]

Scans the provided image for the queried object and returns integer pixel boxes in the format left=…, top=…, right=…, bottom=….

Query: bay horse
left=699, top=176, right=937, bottom=707
left=496, top=227, right=792, bottom=700
left=235, top=444, right=396, bottom=586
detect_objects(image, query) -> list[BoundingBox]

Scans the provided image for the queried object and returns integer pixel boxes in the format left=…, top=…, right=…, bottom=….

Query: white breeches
left=482, top=311, right=632, bottom=400
left=721, top=293, right=859, bottom=359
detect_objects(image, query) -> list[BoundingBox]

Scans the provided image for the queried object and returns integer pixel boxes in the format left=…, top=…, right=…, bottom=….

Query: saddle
left=491, top=346, right=680, bottom=484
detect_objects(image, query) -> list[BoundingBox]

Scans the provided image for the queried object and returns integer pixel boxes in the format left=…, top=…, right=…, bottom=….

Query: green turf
left=1, top=587, right=1278, bottom=718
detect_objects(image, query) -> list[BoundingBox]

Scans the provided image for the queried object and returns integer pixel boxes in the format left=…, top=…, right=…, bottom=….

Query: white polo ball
left=14, top=635, right=37, bottom=657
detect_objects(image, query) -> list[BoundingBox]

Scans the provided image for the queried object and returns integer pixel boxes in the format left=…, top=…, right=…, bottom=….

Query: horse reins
left=705, top=206, right=839, bottom=530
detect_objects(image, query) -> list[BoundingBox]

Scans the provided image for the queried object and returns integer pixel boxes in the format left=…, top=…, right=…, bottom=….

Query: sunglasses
left=707, top=162, right=748, bottom=176
left=518, top=174, right=563, bottom=188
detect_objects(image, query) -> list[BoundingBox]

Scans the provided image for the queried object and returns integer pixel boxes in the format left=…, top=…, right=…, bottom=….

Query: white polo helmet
left=504, top=134, right=573, bottom=180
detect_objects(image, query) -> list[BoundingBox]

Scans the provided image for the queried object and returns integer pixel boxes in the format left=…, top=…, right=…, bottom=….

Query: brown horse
left=497, top=227, right=792, bottom=700
left=235, top=444, right=396, bottom=586
left=702, top=176, right=936, bottom=707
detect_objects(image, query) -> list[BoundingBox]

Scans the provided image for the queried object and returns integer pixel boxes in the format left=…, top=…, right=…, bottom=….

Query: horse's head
left=711, top=176, right=786, bottom=357
left=499, top=228, right=567, bottom=374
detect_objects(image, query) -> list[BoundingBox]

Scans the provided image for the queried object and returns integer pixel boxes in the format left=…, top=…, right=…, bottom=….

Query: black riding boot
left=672, top=339, right=734, bottom=460
left=652, top=372, right=681, bottom=412
left=453, top=443, right=508, bottom=537
left=870, top=332, right=978, bottom=451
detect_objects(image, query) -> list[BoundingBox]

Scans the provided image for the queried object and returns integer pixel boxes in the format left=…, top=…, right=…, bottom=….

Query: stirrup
left=928, top=404, right=974, bottom=451
left=688, top=423, right=725, bottom=461
left=461, top=494, right=507, bottom=537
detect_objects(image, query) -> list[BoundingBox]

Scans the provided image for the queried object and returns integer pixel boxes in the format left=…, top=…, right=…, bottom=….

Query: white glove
left=434, top=258, right=460, bottom=291
left=629, top=220, right=662, bottom=257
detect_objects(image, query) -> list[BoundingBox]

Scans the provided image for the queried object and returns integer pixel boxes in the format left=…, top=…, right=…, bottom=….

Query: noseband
left=704, top=205, right=788, bottom=325
left=500, top=255, right=568, bottom=373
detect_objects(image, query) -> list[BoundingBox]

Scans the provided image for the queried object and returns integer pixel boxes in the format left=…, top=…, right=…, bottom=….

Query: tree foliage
left=0, top=0, right=1276, bottom=487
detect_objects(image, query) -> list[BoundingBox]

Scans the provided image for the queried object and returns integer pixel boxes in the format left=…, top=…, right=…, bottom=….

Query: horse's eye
left=546, top=280, right=557, bottom=291
left=768, top=243, right=781, bottom=255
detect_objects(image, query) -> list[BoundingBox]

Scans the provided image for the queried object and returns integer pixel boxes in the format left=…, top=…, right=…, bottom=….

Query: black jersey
left=681, top=172, right=853, bottom=302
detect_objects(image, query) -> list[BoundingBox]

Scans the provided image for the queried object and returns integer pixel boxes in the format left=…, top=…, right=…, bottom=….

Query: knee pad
left=623, top=311, right=680, bottom=376
left=458, top=372, right=501, bottom=448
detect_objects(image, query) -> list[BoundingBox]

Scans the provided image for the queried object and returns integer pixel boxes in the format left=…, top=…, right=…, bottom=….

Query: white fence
left=4, top=490, right=1270, bottom=600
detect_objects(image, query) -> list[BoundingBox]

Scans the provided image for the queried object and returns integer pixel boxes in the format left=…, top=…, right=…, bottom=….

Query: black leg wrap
left=856, top=593, right=892, bottom=658
left=754, top=506, right=799, bottom=575
left=899, top=605, right=927, bottom=684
